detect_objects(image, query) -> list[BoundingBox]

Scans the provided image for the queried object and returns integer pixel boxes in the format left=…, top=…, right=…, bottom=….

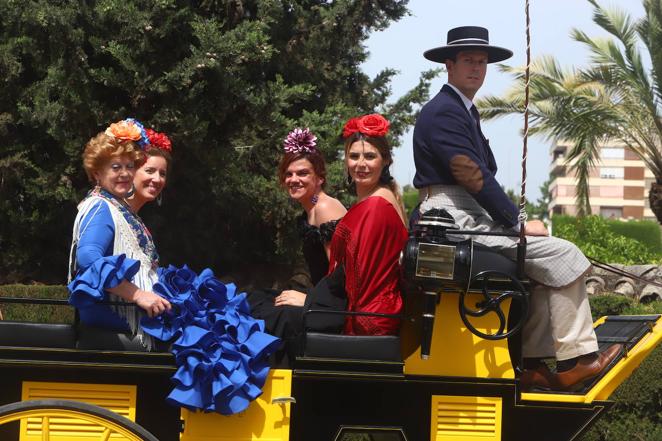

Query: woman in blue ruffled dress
left=67, top=119, right=172, bottom=346
left=68, top=120, right=279, bottom=415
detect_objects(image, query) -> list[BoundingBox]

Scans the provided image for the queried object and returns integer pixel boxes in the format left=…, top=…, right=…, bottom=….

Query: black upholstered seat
left=303, top=332, right=401, bottom=362
left=76, top=324, right=158, bottom=352
left=0, top=321, right=76, bottom=349
left=471, top=243, right=519, bottom=279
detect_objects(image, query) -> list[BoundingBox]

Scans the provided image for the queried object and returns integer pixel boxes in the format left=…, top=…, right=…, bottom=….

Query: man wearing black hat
left=413, top=26, right=621, bottom=391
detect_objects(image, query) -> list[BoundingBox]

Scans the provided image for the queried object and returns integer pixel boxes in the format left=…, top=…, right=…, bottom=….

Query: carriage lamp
left=401, top=209, right=472, bottom=359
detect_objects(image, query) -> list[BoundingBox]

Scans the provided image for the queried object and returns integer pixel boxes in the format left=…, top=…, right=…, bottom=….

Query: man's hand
left=274, top=290, right=306, bottom=307
left=524, top=219, right=549, bottom=237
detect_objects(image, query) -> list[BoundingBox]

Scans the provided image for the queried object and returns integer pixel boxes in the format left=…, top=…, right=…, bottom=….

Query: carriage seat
left=470, top=243, right=530, bottom=288
left=0, top=321, right=76, bottom=349
left=75, top=324, right=152, bottom=352
left=303, top=332, right=401, bottom=361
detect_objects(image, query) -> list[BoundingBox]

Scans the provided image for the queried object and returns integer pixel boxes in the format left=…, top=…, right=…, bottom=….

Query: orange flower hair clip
left=105, top=118, right=150, bottom=148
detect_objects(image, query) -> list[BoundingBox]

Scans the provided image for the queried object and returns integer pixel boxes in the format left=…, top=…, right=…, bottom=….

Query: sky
left=362, top=0, right=646, bottom=202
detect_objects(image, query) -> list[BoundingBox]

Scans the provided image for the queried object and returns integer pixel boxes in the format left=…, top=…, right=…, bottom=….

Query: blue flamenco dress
left=67, top=189, right=279, bottom=414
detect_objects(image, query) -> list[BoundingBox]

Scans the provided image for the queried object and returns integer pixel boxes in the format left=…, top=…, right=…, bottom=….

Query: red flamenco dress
left=328, top=196, right=408, bottom=335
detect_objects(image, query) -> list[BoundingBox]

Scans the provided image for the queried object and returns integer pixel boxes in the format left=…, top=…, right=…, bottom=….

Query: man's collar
left=446, top=83, right=474, bottom=111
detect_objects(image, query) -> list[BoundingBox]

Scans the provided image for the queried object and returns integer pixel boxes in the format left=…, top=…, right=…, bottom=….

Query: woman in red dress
left=329, top=113, right=408, bottom=335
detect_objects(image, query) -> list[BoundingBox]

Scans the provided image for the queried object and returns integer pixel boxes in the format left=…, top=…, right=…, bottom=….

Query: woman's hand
left=107, top=280, right=172, bottom=318
left=274, top=290, right=306, bottom=307
left=133, top=289, right=172, bottom=318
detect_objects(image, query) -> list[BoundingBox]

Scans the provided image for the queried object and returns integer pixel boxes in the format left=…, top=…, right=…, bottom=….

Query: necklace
left=89, top=188, right=160, bottom=267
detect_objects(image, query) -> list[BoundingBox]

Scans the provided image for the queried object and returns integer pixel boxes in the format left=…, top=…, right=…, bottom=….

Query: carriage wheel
left=0, top=399, right=158, bottom=441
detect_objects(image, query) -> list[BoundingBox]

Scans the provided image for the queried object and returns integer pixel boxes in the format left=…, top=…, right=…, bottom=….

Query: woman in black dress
left=277, top=128, right=346, bottom=289
left=248, top=128, right=346, bottom=364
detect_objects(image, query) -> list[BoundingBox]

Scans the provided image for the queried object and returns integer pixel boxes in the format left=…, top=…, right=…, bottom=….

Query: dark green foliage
left=0, top=284, right=72, bottom=323
left=552, top=215, right=662, bottom=264
left=608, top=219, right=662, bottom=254
left=589, top=294, right=635, bottom=320
left=0, top=0, right=437, bottom=284
left=402, top=187, right=418, bottom=218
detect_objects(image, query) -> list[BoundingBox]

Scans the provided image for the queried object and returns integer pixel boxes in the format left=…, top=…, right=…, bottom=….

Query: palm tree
left=477, top=0, right=662, bottom=221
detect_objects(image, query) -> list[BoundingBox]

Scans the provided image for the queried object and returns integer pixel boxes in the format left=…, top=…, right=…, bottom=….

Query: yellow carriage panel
left=403, top=292, right=515, bottom=379
left=180, top=369, right=292, bottom=441
left=20, top=381, right=137, bottom=440
left=431, top=395, right=502, bottom=441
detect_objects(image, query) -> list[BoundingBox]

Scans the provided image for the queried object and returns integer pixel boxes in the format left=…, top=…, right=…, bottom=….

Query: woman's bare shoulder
left=314, top=195, right=347, bottom=225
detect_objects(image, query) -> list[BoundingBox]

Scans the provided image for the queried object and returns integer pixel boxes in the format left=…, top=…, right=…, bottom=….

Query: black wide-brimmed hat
left=424, top=26, right=513, bottom=63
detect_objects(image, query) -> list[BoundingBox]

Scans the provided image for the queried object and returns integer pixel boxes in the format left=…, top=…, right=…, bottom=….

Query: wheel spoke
left=42, top=416, right=49, bottom=441
left=100, top=427, right=112, bottom=441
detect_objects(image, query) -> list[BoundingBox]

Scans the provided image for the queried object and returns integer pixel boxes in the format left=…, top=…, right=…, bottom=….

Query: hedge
left=607, top=218, right=662, bottom=254
left=0, top=284, right=72, bottom=323
left=552, top=215, right=662, bottom=265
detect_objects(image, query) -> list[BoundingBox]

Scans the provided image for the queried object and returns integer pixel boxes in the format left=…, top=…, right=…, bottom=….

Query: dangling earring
left=311, top=193, right=319, bottom=205
left=93, top=180, right=101, bottom=194
left=156, top=193, right=163, bottom=207
left=126, top=184, right=136, bottom=198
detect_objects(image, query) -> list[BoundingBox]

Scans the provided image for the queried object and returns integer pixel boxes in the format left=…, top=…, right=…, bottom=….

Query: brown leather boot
left=556, top=344, right=623, bottom=391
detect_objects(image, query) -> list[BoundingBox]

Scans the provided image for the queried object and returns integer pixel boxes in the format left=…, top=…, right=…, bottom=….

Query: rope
left=588, top=257, right=662, bottom=290
left=518, top=0, right=531, bottom=241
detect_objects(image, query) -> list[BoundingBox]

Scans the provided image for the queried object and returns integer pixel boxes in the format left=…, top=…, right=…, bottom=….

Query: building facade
left=548, top=142, right=655, bottom=220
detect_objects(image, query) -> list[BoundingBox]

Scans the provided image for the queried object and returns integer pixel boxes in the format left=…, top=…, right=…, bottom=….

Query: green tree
left=477, top=0, right=662, bottom=221
left=503, top=175, right=551, bottom=221
left=0, top=0, right=438, bottom=284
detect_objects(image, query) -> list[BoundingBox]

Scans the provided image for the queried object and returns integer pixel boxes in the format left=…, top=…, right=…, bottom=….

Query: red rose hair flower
left=342, top=113, right=390, bottom=138
left=342, top=117, right=361, bottom=138
left=146, top=128, right=172, bottom=153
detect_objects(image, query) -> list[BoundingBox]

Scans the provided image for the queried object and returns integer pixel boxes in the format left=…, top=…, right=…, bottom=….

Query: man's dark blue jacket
left=413, top=84, right=519, bottom=228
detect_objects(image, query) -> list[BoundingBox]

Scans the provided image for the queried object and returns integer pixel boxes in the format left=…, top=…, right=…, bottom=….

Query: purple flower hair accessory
left=283, top=128, right=318, bottom=154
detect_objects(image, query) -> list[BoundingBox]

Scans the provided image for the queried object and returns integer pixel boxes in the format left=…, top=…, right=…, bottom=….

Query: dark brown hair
left=277, top=151, right=327, bottom=189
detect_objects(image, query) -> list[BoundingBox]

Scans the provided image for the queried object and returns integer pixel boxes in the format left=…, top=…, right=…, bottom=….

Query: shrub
left=607, top=219, right=662, bottom=254
left=402, top=189, right=419, bottom=219
left=589, top=295, right=635, bottom=320
left=552, top=215, right=661, bottom=264
left=0, top=284, right=72, bottom=324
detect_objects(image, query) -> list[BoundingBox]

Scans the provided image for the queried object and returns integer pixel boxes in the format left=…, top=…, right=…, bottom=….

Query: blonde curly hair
left=82, top=132, right=144, bottom=182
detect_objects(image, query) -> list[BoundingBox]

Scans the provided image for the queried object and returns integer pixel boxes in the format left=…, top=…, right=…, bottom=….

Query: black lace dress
left=297, top=213, right=340, bottom=285
left=247, top=213, right=343, bottom=366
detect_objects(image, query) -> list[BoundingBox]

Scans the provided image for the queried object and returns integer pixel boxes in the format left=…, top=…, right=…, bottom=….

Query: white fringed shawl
left=69, top=196, right=158, bottom=349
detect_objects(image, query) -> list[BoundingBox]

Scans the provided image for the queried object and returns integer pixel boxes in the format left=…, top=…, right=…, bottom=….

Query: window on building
left=601, top=148, right=624, bottom=159
left=600, top=167, right=624, bottom=179
left=600, top=207, right=623, bottom=219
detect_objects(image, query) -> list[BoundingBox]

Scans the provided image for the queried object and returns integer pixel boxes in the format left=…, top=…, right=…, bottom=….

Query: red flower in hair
left=342, top=117, right=361, bottom=138
left=342, top=113, right=390, bottom=138
left=357, top=113, right=389, bottom=137
left=146, top=128, right=172, bottom=152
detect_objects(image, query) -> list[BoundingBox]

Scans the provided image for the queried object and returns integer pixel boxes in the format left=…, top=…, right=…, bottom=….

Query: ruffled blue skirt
left=70, top=261, right=280, bottom=415
left=141, top=265, right=280, bottom=415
